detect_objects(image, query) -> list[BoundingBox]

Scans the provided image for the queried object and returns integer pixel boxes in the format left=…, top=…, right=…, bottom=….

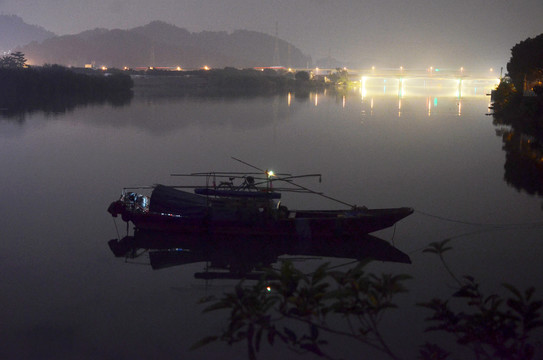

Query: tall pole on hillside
left=273, top=21, right=280, bottom=67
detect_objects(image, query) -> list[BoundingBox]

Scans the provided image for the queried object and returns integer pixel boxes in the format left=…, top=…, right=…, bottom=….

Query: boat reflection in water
left=108, top=230, right=411, bottom=280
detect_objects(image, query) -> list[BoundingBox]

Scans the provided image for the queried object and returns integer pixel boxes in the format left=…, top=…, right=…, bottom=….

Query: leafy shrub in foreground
left=194, top=241, right=542, bottom=360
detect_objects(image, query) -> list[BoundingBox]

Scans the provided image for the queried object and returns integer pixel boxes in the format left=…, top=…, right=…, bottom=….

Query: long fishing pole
left=231, top=157, right=266, bottom=173
left=231, top=157, right=355, bottom=208
left=280, top=177, right=355, bottom=208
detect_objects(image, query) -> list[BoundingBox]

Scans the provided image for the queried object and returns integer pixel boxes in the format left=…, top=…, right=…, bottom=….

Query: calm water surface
left=1, top=80, right=542, bottom=359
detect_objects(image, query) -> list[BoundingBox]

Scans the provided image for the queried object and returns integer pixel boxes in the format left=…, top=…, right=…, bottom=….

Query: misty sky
left=1, top=0, right=542, bottom=70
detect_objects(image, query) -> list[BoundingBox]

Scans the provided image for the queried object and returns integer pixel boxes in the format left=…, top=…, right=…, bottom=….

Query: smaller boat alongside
left=107, top=165, right=413, bottom=238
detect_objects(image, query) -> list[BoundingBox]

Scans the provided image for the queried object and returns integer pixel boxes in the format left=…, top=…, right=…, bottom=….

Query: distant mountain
left=0, top=15, right=56, bottom=53
left=20, top=21, right=312, bottom=69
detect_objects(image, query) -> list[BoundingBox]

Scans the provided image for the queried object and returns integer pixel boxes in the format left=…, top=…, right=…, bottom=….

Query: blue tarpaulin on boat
left=149, top=184, right=208, bottom=217
left=194, top=188, right=281, bottom=199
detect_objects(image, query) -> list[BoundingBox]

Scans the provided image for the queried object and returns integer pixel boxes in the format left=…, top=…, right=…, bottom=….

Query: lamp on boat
left=267, top=170, right=275, bottom=178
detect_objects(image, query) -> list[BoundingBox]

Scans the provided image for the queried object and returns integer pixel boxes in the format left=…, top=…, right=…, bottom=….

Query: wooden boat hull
left=109, top=202, right=413, bottom=237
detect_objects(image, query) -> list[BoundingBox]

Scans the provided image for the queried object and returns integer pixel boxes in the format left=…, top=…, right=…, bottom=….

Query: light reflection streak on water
left=361, top=76, right=367, bottom=99
left=312, top=76, right=500, bottom=118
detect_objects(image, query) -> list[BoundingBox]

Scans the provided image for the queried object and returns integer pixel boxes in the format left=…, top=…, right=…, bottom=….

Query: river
left=1, top=77, right=541, bottom=359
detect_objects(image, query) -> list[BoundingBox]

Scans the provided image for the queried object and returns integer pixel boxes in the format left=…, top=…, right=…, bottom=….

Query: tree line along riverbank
left=0, top=64, right=133, bottom=105
left=491, top=33, right=543, bottom=138
left=0, top=54, right=343, bottom=115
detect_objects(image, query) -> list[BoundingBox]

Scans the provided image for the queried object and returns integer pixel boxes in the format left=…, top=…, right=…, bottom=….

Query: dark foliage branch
left=193, top=260, right=410, bottom=360
left=419, top=240, right=543, bottom=360
left=194, top=241, right=542, bottom=360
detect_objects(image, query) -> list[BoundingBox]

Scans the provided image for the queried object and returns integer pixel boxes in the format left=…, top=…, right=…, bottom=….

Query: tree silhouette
left=0, top=51, right=27, bottom=68
left=507, top=33, right=543, bottom=93
left=11, top=51, right=27, bottom=68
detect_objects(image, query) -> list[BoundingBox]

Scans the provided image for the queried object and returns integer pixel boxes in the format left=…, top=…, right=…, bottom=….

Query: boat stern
left=107, top=200, right=124, bottom=217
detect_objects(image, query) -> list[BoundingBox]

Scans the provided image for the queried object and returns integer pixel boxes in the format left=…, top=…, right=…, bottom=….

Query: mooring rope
left=390, top=223, right=397, bottom=246
left=415, top=210, right=543, bottom=228
left=406, top=211, right=543, bottom=255
left=112, top=218, right=120, bottom=240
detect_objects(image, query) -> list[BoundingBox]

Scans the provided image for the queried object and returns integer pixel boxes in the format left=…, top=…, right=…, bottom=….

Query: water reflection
left=359, top=76, right=499, bottom=99
left=108, top=230, right=411, bottom=280
left=492, top=95, right=543, bottom=199
left=0, top=90, right=133, bottom=121
left=495, top=128, right=543, bottom=197
left=0, top=75, right=498, bottom=127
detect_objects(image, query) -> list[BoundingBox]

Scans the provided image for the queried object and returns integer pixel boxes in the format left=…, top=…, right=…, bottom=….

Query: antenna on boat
left=231, top=157, right=355, bottom=208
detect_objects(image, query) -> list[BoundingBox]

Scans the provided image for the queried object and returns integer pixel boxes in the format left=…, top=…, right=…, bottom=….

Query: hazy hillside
left=0, top=15, right=56, bottom=52
left=20, top=21, right=312, bottom=69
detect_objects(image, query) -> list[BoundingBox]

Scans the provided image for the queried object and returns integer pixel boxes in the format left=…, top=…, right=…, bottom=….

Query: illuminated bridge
left=293, top=67, right=501, bottom=98
left=303, top=66, right=501, bottom=79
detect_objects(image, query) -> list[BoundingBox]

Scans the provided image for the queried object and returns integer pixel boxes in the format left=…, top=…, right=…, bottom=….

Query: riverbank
left=129, top=67, right=327, bottom=97
left=0, top=65, right=134, bottom=116
left=491, top=81, right=543, bottom=139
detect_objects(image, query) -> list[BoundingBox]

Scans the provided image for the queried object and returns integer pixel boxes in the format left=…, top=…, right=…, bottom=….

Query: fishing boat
left=107, top=160, right=413, bottom=237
